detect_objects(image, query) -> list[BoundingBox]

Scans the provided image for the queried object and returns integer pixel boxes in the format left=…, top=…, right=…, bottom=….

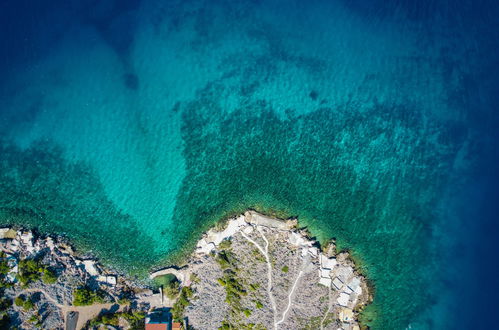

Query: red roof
left=145, top=324, right=168, bottom=330
left=172, top=322, right=182, bottom=330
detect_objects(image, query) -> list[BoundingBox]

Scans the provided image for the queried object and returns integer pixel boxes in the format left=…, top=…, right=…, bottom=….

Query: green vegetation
left=219, top=321, right=266, bottom=330
left=0, top=253, right=9, bottom=276
left=0, top=297, right=12, bottom=327
left=73, top=287, right=106, bottom=306
left=17, top=258, right=58, bottom=287
left=218, top=239, right=232, bottom=250
left=251, top=249, right=265, bottom=263
left=164, top=279, right=181, bottom=299
left=117, top=297, right=131, bottom=305
left=190, top=272, right=200, bottom=284
left=171, top=286, right=195, bottom=321
left=217, top=270, right=247, bottom=310
left=42, top=268, right=58, bottom=284
left=0, top=252, right=13, bottom=290
left=14, top=295, right=35, bottom=311
left=281, top=266, right=289, bottom=273
left=243, top=309, right=252, bottom=317
left=0, top=253, right=12, bottom=327
left=28, top=313, right=42, bottom=328
left=249, top=283, right=260, bottom=291
left=216, top=250, right=239, bottom=270
left=255, top=301, right=263, bottom=309
left=87, top=310, right=146, bottom=329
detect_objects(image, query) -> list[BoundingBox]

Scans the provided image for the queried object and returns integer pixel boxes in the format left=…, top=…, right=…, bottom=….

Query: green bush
left=218, top=239, right=232, bottom=250
left=243, top=309, right=252, bottom=317
left=171, top=286, right=195, bottom=321
left=249, top=283, right=260, bottom=291
left=281, top=266, right=289, bottom=273
left=42, top=268, right=58, bottom=284
left=216, top=251, right=238, bottom=270
left=17, top=259, right=58, bottom=287
left=164, top=279, right=181, bottom=299
left=73, top=287, right=105, bottom=306
left=14, top=295, right=34, bottom=311
left=23, top=299, right=35, bottom=311
left=17, top=259, right=43, bottom=286
left=255, top=301, right=263, bottom=309
left=0, top=253, right=9, bottom=276
left=14, top=297, right=24, bottom=307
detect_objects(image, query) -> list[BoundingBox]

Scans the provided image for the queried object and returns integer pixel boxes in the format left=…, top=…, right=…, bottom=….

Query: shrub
left=17, top=259, right=43, bottom=286
left=23, top=299, right=35, bottom=311
left=164, top=279, right=180, bottom=299
left=117, top=297, right=131, bottom=305
left=216, top=251, right=238, bottom=270
left=281, top=266, right=289, bottom=273
left=42, top=268, right=58, bottom=284
left=17, top=259, right=57, bottom=287
left=218, top=239, right=232, bottom=250
left=243, top=309, right=252, bottom=317
left=14, top=297, right=24, bottom=307
left=73, top=287, right=105, bottom=306
left=0, top=253, right=9, bottom=276
left=14, top=295, right=34, bottom=311
left=249, top=283, right=260, bottom=291
left=255, top=301, right=263, bottom=309
left=171, top=286, right=195, bottom=321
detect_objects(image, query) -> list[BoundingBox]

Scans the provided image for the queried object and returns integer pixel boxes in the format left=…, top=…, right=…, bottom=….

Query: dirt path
left=241, top=225, right=311, bottom=330
left=240, top=226, right=278, bottom=328
left=276, top=269, right=304, bottom=327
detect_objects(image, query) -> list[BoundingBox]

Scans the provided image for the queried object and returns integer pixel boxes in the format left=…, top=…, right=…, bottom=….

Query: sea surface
left=1, top=0, right=498, bottom=328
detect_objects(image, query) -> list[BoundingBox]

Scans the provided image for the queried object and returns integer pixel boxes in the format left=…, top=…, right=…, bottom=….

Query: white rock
left=46, top=237, right=55, bottom=250
left=319, top=277, right=332, bottom=287
left=337, top=292, right=350, bottom=307
left=83, top=260, right=100, bottom=276
left=106, top=275, right=117, bottom=285
left=242, top=226, right=254, bottom=234
left=289, top=232, right=312, bottom=247
left=247, top=212, right=289, bottom=230
left=20, top=232, right=34, bottom=246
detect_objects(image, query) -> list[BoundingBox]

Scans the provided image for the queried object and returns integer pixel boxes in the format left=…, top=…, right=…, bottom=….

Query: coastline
left=1, top=210, right=374, bottom=329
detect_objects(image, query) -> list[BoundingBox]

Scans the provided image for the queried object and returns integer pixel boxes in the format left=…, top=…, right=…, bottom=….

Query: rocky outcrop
left=168, top=211, right=371, bottom=330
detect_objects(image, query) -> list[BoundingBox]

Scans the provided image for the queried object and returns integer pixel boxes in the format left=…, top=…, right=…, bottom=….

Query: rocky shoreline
left=1, top=211, right=372, bottom=329
left=152, top=211, right=372, bottom=330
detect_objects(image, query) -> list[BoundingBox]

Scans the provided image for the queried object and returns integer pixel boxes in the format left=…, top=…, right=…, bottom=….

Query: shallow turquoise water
left=1, top=0, right=498, bottom=328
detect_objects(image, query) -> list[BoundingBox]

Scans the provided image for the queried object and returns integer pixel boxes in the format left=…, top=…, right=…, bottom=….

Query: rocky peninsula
left=0, top=211, right=372, bottom=329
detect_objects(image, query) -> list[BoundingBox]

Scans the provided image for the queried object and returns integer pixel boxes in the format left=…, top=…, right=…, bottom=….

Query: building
left=145, top=309, right=183, bottom=330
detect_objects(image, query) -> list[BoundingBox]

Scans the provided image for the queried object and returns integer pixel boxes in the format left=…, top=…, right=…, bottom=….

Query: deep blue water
left=1, top=0, right=498, bottom=328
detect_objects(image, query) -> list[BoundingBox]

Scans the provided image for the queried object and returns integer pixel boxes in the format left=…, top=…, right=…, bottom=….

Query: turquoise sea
left=1, top=0, right=498, bottom=328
